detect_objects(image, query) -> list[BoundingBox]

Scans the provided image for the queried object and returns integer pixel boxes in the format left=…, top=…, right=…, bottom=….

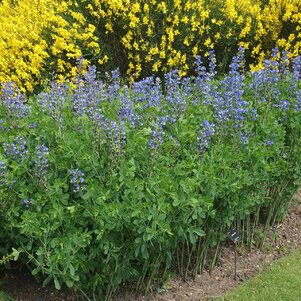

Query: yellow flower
left=152, top=61, right=161, bottom=72
left=159, top=50, right=166, bottom=58
left=158, top=2, right=167, bottom=14
left=204, top=37, right=211, bottom=47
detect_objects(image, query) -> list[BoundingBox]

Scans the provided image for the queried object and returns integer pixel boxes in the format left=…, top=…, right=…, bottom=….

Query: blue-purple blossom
left=240, top=132, right=249, bottom=144
left=248, top=50, right=282, bottom=102
left=208, top=50, right=217, bottom=79
left=273, top=99, right=290, bottom=111
left=133, top=76, right=162, bottom=110
left=71, top=68, right=106, bottom=119
left=164, top=70, right=187, bottom=118
left=106, top=120, right=127, bottom=154
left=37, top=82, right=69, bottom=124
left=3, top=136, right=28, bottom=162
left=292, top=56, right=301, bottom=80
left=280, top=51, right=289, bottom=75
left=194, top=55, right=214, bottom=105
left=21, top=198, right=31, bottom=208
left=214, top=52, right=248, bottom=129
left=1, top=82, right=31, bottom=119
left=195, top=55, right=208, bottom=81
left=27, top=122, right=38, bottom=129
left=294, top=89, right=301, bottom=112
left=117, top=88, right=138, bottom=126
left=84, top=65, right=97, bottom=83
left=262, top=53, right=281, bottom=85
left=69, top=169, right=85, bottom=193
left=107, top=69, right=121, bottom=100
left=249, top=66, right=281, bottom=103
left=197, top=120, right=215, bottom=154
left=229, top=47, right=245, bottom=76
left=148, top=122, right=165, bottom=150
left=0, top=160, right=6, bottom=185
left=0, top=160, right=5, bottom=175
left=265, top=139, right=274, bottom=146
left=35, top=144, right=49, bottom=177
left=9, top=179, right=16, bottom=189
left=181, top=77, right=193, bottom=98
left=147, top=115, right=176, bottom=150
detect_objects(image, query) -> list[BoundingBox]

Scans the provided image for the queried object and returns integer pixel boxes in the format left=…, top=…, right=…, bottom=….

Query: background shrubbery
left=1, top=50, right=301, bottom=299
left=0, top=0, right=301, bottom=92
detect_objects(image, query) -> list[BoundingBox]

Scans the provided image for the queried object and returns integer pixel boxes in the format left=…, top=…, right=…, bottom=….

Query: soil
left=1, top=191, right=301, bottom=301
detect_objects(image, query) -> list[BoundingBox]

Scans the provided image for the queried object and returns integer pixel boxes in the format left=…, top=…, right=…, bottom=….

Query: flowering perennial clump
left=0, top=50, right=301, bottom=299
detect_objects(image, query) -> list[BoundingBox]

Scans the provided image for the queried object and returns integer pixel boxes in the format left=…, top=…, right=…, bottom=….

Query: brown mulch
left=1, top=192, right=301, bottom=301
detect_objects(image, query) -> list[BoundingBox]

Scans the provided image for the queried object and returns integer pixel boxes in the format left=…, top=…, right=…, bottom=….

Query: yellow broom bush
left=86, top=0, right=301, bottom=78
left=0, top=0, right=100, bottom=92
left=0, top=0, right=300, bottom=91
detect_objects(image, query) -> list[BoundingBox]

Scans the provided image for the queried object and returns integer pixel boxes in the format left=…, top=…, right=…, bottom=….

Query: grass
left=218, top=248, right=301, bottom=301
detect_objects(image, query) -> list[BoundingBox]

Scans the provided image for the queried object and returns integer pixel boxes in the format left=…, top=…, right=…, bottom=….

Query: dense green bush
left=0, top=50, right=301, bottom=299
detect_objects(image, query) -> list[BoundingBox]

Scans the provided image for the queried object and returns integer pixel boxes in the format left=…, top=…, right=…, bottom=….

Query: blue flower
left=3, top=136, right=28, bottom=162
left=240, top=132, right=249, bottom=145
left=265, top=139, right=274, bottom=146
left=197, top=120, right=215, bottom=154
left=1, top=82, right=31, bottom=119
left=37, top=82, right=69, bottom=124
left=273, top=99, right=290, bottom=111
left=35, top=144, right=49, bottom=177
left=0, top=160, right=6, bottom=182
left=21, top=198, right=31, bottom=208
left=69, top=169, right=86, bottom=193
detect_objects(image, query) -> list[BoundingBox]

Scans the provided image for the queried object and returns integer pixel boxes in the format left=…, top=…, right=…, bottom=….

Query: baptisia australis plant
left=0, top=160, right=6, bottom=185
left=35, top=144, right=49, bottom=178
left=0, top=49, right=301, bottom=300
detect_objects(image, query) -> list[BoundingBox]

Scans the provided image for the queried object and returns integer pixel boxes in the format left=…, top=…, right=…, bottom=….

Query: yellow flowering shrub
left=78, top=0, right=301, bottom=79
left=214, top=0, right=301, bottom=70
left=0, top=0, right=301, bottom=91
left=0, top=0, right=100, bottom=92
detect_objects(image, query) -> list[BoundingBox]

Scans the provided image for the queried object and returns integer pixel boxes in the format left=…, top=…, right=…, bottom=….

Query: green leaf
left=54, top=277, right=61, bottom=290
left=193, top=227, right=206, bottom=237
left=11, top=248, right=20, bottom=261
left=43, top=275, right=53, bottom=287
left=32, top=267, right=40, bottom=276
left=69, top=264, right=75, bottom=276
